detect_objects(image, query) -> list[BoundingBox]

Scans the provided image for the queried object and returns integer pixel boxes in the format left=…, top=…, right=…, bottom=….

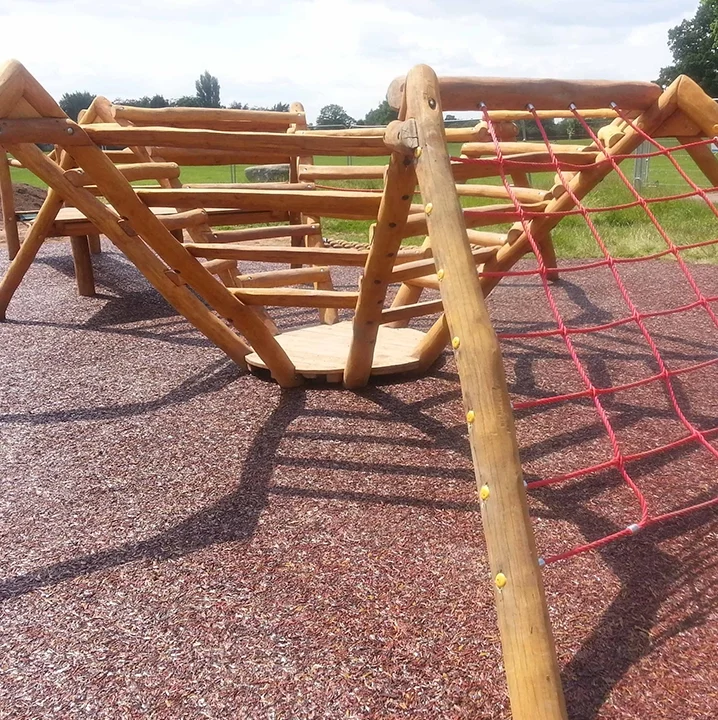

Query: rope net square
left=453, top=106, right=718, bottom=565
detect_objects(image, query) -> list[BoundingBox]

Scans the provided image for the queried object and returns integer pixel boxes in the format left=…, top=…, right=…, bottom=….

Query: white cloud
left=0, top=0, right=698, bottom=122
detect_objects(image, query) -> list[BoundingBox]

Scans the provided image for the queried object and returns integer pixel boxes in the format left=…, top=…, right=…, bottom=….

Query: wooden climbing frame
left=3, top=58, right=718, bottom=719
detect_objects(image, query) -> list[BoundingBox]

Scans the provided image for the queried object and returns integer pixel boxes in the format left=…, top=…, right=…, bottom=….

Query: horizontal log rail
left=135, top=187, right=383, bottom=218
left=230, top=287, right=358, bottom=308
left=388, top=75, right=662, bottom=112
left=209, top=223, right=322, bottom=243
left=112, top=104, right=305, bottom=126
left=380, top=298, right=443, bottom=324
left=235, top=266, right=330, bottom=288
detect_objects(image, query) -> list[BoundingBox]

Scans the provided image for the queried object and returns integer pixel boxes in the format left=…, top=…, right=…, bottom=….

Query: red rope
left=460, top=103, right=718, bottom=565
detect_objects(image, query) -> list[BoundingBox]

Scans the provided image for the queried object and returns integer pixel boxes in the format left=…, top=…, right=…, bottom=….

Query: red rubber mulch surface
left=1, top=245, right=717, bottom=719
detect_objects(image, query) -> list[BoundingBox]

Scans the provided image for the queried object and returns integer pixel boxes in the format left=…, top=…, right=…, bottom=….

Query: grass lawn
left=10, top=139, right=718, bottom=262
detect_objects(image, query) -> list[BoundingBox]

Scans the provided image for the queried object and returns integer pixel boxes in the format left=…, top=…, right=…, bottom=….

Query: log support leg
left=69, top=235, right=96, bottom=296
left=88, top=233, right=102, bottom=254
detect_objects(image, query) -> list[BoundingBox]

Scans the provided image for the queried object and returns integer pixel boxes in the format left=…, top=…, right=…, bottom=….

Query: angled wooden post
left=404, top=64, right=568, bottom=720
left=344, top=127, right=416, bottom=388
left=0, top=148, right=20, bottom=259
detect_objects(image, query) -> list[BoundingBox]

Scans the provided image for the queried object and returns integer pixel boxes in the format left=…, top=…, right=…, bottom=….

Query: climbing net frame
left=454, top=108, right=718, bottom=566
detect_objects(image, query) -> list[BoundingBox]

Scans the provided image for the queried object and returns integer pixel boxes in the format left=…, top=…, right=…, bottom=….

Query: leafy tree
left=59, top=91, right=96, bottom=121
left=316, top=104, right=355, bottom=127
left=444, top=114, right=458, bottom=122
left=147, top=94, right=170, bottom=108
left=115, top=94, right=169, bottom=108
left=656, top=0, right=718, bottom=96
left=229, top=101, right=249, bottom=109
left=195, top=71, right=221, bottom=108
left=564, top=118, right=581, bottom=140
left=173, top=95, right=202, bottom=107
left=361, top=100, right=398, bottom=126
left=269, top=102, right=290, bottom=112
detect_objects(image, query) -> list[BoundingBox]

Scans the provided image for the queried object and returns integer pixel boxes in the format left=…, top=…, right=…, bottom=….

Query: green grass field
left=10, top=139, right=718, bottom=262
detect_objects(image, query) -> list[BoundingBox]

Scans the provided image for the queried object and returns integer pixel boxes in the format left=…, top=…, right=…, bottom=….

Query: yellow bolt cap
left=466, top=409, right=475, bottom=423
left=425, top=202, right=433, bottom=215
left=437, top=269, right=445, bottom=281
left=495, top=573, right=507, bottom=589
left=479, top=485, right=490, bottom=500
left=451, top=336, right=460, bottom=349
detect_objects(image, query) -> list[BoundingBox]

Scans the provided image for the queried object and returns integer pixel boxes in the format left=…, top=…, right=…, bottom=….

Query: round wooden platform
left=245, top=321, right=426, bottom=381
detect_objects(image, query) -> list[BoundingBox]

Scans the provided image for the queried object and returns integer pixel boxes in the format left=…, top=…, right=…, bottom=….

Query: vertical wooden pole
left=88, top=233, right=102, bottom=254
left=289, top=101, right=337, bottom=324
left=69, top=235, right=95, bottom=296
left=344, top=142, right=416, bottom=387
left=405, top=64, right=568, bottom=720
left=0, top=149, right=20, bottom=259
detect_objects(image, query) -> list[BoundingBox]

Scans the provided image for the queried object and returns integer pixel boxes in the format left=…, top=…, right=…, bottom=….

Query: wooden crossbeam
left=230, top=287, right=358, bottom=308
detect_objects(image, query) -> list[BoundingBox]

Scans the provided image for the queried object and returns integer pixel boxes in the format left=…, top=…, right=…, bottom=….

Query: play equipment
left=1, top=59, right=718, bottom=719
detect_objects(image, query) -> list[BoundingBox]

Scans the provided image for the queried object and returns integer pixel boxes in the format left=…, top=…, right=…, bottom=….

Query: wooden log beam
left=680, top=138, right=718, bottom=187
left=298, top=164, right=386, bottom=181
left=148, top=147, right=291, bottom=166
left=201, top=258, right=238, bottom=275
left=380, top=298, right=443, bottom=324
left=185, top=182, right=314, bottom=191
left=0, top=149, right=20, bottom=259
left=461, top=147, right=599, bottom=166
left=388, top=74, right=661, bottom=113
left=209, top=223, right=322, bottom=243
left=112, top=104, right=305, bottom=127
left=235, top=266, right=330, bottom=288
left=405, top=63, right=568, bottom=720
left=343, top=151, right=417, bottom=387
left=230, top=287, right=358, bottom=308
left=402, top=202, right=549, bottom=239
left=88, top=233, right=102, bottom=254
left=675, top=74, right=718, bottom=137
left=388, top=246, right=497, bottom=284
left=65, top=162, right=181, bottom=186
left=184, top=242, right=370, bottom=266
left=69, top=235, right=95, bottom=296
left=460, top=142, right=587, bottom=156
left=466, top=230, right=509, bottom=247
left=456, top=183, right=551, bottom=203
left=135, top=187, right=382, bottom=218
left=83, top=124, right=390, bottom=157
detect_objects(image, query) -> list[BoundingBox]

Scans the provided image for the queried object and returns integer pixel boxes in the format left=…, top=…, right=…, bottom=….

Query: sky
left=0, top=0, right=699, bottom=123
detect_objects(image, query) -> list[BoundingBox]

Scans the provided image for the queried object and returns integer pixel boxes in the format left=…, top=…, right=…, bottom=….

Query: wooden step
left=230, top=287, right=358, bottom=308
left=209, top=223, right=322, bottom=244
left=235, top=266, right=330, bottom=288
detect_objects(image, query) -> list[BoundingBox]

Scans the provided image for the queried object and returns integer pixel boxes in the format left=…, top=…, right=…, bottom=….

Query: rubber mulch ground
left=1, top=243, right=717, bottom=720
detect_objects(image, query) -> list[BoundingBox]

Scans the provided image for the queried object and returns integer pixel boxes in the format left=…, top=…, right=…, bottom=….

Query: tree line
left=58, top=70, right=400, bottom=127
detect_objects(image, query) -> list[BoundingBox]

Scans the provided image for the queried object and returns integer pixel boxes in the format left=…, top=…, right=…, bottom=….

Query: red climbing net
left=452, top=105, right=718, bottom=565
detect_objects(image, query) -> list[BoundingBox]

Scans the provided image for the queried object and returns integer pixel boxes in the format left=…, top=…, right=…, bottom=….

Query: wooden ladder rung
left=381, top=299, right=443, bottom=324
left=230, top=287, right=358, bottom=308
left=184, top=243, right=370, bottom=266
left=209, top=223, right=322, bottom=244
left=236, top=266, right=330, bottom=288
left=388, top=246, right=497, bottom=284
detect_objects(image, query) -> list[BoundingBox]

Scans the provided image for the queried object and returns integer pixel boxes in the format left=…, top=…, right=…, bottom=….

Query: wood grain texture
left=404, top=63, right=568, bottom=720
